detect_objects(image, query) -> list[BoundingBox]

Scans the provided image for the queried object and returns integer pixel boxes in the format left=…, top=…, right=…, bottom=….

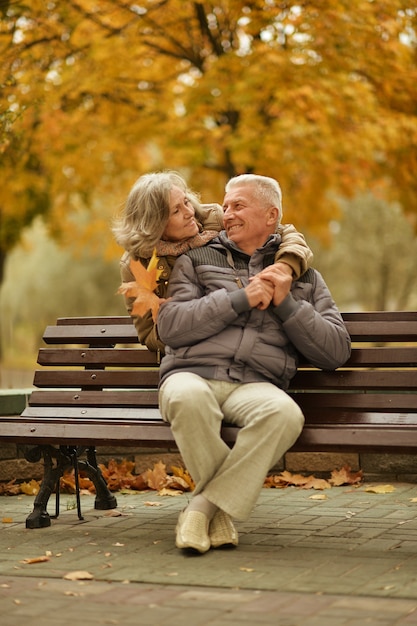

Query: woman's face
left=161, top=185, right=199, bottom=242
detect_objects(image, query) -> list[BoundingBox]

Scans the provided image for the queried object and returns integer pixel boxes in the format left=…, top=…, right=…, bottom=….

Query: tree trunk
left=0, top=248, right=6, bottom=367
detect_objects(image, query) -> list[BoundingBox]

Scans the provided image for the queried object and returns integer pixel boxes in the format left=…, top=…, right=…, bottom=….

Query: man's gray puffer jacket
left=157, top=232, right=351, bottom=390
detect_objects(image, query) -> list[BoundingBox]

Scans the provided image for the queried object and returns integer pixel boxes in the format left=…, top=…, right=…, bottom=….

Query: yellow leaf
left=19, top=479, right=40, bottom=496
left=171, top=465, right=195, bottom=490
left=365, top=485, right=396, bottom=494
left=63, top=571, right=94, bottom=581
left=117, top=252, right=164, bottom=321
left=157, top=487, right=183, bottom=496
left=147, top=248, right=160, bottom=273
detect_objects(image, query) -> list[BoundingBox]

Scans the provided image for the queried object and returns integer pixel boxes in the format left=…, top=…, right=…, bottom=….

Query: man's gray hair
left=225, top=174, right=283, bottom=224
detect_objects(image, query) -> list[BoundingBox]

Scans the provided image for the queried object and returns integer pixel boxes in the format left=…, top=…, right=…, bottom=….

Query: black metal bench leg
left=25, top=445, right=117, bottom=527
left=25, top=447, right=63, bottom=529
left=66, top=447, right=84, bottom=521
left=79, top=447, right=117, bottom=511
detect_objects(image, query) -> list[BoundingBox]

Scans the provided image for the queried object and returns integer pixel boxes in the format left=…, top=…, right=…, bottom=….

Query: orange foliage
left=264, top=466, right=363, bottom=490
left=117, top=251, right=163, bottom=320
left=0, top=462, right=363, bottom=497
left=1, top=0, right=417, bottom=285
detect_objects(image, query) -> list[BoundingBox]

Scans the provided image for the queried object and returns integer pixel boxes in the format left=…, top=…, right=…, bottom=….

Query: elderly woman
left=113, top=170, right=313, bottom=354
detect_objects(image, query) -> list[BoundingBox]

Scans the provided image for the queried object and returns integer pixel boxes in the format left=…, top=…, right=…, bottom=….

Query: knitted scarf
left=155, top=230, right=219, bottom=258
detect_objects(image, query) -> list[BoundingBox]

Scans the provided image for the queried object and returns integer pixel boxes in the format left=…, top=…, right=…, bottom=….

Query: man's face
left=222, top=184, right=278, bottom=255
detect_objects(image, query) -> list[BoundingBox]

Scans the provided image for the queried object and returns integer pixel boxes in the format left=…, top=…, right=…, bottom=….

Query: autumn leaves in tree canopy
left=1, top=1, right=417, bottom=285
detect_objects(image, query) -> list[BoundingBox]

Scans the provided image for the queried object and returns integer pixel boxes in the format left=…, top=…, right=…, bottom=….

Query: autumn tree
left=1, top=0, right=417, bottom=291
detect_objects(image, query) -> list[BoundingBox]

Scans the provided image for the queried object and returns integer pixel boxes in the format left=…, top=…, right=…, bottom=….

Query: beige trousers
left=159, top=373, right=304, bottom=521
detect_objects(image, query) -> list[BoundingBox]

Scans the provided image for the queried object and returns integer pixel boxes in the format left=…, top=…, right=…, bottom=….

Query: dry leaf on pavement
left=365, top=484, right=396, bottom=494
left=330, top=466, right=363, bottom=486
left=63, top=571, right=94, bottom=581
left=21, top=555, right=50, bottom=564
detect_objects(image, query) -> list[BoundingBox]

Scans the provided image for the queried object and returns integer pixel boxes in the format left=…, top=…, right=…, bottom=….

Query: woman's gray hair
left=225, top=174, right=283, bottom=225
left=112, top=171, right=201, bottom=258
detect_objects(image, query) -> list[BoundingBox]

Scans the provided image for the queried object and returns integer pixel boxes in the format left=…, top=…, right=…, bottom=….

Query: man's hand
left=254, top=264, right=293, bottom=307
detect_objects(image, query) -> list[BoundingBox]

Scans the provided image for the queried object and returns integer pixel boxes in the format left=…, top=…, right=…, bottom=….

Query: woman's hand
left=253, top=264, right=292, bottom=307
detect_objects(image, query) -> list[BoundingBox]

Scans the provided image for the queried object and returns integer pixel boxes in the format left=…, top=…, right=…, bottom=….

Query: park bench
left=0, top=311, right=416, bottom=529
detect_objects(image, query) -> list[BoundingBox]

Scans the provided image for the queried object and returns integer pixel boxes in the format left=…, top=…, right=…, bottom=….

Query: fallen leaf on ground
left=309, top=494, right=328, bottom=500
left=2, top=517, right=13, bottom=523
left=365, top=484, right=396, bottom=494
left=21, top=555, right=50, bottom=564
left=19, top=479, right=40, bottom=496
left=171, top=465, right=195, bottom=490
left=264, top=471, right=331, bottom=490
left=330, top=466, right=363, bottom=486
left=264, top=465, right=364, bottom=490
left=63, top=571, right=94, bottom=581
left=144, top=461, right=169, bottom=491
left=0, top=479, right=22, bottom=495
left=157, top=487, right=184, bottom=496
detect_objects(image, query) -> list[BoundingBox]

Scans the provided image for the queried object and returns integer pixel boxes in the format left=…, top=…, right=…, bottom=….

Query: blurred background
left=1, top=0, right=417, bottom=388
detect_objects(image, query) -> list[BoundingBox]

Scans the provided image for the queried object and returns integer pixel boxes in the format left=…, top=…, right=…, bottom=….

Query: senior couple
left=113, top=172, right=351, bottom=554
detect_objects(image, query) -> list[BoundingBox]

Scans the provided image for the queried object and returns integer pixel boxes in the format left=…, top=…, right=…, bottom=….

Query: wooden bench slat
left=56, top=316, right=135, bottom=326
left=343, top=320, right=417, bottom=342
left=36, top=346, right=417, bottom=368
left=55, top=312, right=417, bottom=325
left=17, top=408, right=417, bottom=426
left=291, top=370, right=417, bottom=390
left=0, top=420, right=177, bottom=446
left=33, top=369, right=160, bottom=388
left=42, top=315, right=417, bottom=345
left=2, top=416, right=417, bottom=451
left=37, top=348, right=160, bottom=367
left=292, top=393, right=417, bottom=412
left=345, top=347, right=417, bottom=367
left=31, top=367, right=416, bottom=391
left=28, top=390, right=159, bottom=407
left=341, top=311, right=417, bottom=322
left=292, top=426, right=417, bottom=452
left=21, top=406, right=164, bottom=420
left=42, top=324, right=139, bottom=345
left=26, top=390, right=417, bottom=412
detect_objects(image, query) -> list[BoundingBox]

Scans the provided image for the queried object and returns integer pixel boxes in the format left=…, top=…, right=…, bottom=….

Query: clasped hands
left=245, top=262, right=293, bottom=311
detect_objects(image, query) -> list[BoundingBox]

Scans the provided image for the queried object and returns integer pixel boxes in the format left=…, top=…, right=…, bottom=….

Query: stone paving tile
left=2, top=483, right=417, bottom=624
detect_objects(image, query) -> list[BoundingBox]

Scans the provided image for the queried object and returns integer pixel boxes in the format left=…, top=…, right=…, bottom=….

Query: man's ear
left=266, top=206, right=279, bottom=226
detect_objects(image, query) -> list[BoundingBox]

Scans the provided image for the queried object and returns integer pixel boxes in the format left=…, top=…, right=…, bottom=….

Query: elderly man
left=157, top=174, right=351, bottom=554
